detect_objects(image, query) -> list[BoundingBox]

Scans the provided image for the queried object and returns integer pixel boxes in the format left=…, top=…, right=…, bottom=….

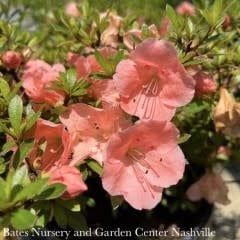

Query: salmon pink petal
left=130, top=39, right=180, bottom=69
left=60, top=103, right=130, bottom=165
left=114, top=59, right=142, bottom=99
left=72, top=139, right=106, bottom=165
left=120, top=92, right=176, bottom=121
left=143, top=146, right=186, bottom=188
left=103, top=161, right=163, bottom=210
left=71, top=141, right=92, bottom=166
left=176, top=1, right=196, bottom=16
left=28, top=119, right=72, bottom=172
left=49, top=166, right=87, bottom=199
left=88, top=79, right=120, bottom=107
left=160, top=70, right=195, bottom=107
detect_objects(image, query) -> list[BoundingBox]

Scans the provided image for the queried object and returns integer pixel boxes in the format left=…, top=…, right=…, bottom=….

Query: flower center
left=126, top=148, right=145, bottom=162
left=142, top=75, right=160, bottom=96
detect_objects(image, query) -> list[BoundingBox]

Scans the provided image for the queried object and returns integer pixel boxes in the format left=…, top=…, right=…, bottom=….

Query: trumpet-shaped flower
left=22, top=60, right=65, bottom=106
left=28, top=119, right=72, bottom=171
left=102, top=120, right=186, bottom=210
left=60, top=103, right=130, bottom=165
left=186, top=172, right=230, bottom=205
left=113, top=39, right=195, bottom=121
left=28, top=119, right=87, bottom=199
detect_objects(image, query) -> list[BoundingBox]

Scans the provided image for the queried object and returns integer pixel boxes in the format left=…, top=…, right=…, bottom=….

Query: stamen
left=127, top=148, right=145, bottom=161
left=126, top=147, right=157, bottom=199
left=142, top=76, right=159, bottom=96
left=133, top=75, right=161, bottom=119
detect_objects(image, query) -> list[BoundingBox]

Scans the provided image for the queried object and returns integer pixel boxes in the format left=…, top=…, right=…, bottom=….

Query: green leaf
left=12, top=165, right=30, bottom=187
left=13, top=140, right=34, bottom=168
left=24, top=111, right=41, bottom=132
left=166, top=4, right=184, bottom=33
left=0, top=214, right=11, bottom=229
left=111, top=196, right=124, bottom=210
left=57, top=199, right=81, bottom=212
left=87, top=159, right=103, bottom=176
left=36, top=183, right=66, bottom=200
left=13, top=178, right=48, bottom=203
left=71, top=79, right=90, bottom=97
left=0, top=121, right=14, bottom=137
left=0, top=177, right=7, bottom=202
left=0, top=78, right=10, bottom=100
left=65, top=68, right=77, bottom=93
left=5, top=170, right=14, bottom=200
left=0, top=157, right=6, bottom=174
left=212, top=0, right=224, bottom=24
left=200, top=0, right=224, bottom=26
left=112, top=50, right=125, bottom=66
left=178, top=134, right=191, bottom=144
left=216, top=153, right=229, bottom=161
left=1, top=139, right=16, bottom=156
left=94, top=51, right=113, bottom=75
left=68, top=212, right=88, bottom=230
left=6, top=81, right=22, bottom=102
left=8, top=95, right=23, bottom=137
left=10, top=209, right=36, bottom=230
left=54, top=204, right=68, bottom=229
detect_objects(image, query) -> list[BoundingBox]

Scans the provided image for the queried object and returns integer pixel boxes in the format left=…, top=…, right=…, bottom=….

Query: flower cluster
left=20, top=38, right=196, bottom=210
left=0, top=0, right=237, bottom=230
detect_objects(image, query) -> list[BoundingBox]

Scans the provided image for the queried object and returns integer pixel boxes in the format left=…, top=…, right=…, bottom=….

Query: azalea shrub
left=0, top=0, right=239, bottom=231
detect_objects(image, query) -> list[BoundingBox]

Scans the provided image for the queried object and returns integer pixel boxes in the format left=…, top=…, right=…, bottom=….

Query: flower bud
left=176, top=1, right=196, bottom=16
left=49, top=166, right=87, bottom=199
left=223, top=15, right=231, bottom=29
left=194, top=71, right=217, bottom=96
left=2, top=51, right=23, bottom=69
left=65, top=2, right=80, bottom=17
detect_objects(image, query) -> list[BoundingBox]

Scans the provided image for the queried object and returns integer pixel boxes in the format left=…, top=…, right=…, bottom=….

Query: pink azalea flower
left=102, top=120, right=186, bottom=210
left=113, top=39, right=195, bottom=121
left=22, top=60, right=65, bottom=106
left=67, top=53, right=101, bottom=79
left=159, top=17, right=171, bottom=36
left=49, top=165, right=87, bottom=199
left=60, top=103, right=130, bottom=165
left=193, top=71, right=217, bottom=96
left=2, top=51, right=23, bottom=69
left=88, top=79, right=120, bottom=108
left=67, top=47, right=116, bottom=79
left=176, top=1, right=196, bottom=16
left=65, top=2, right=80, bottom=17
left=186, top=172, right=230, bottom=205
left=27, top=119, right=87, bottom=199
left=28, top=119, right=72, bottom=171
